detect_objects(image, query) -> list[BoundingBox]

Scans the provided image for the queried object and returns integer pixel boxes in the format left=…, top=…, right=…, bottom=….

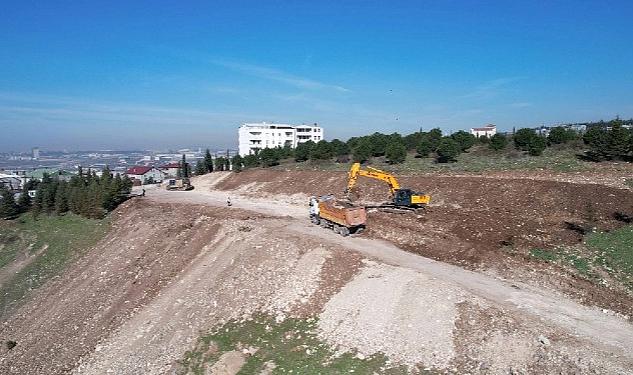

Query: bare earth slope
left=1, top=171, right=632, bottom=374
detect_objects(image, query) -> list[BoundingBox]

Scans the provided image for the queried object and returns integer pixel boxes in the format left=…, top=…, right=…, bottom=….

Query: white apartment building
left=470, top=124, right=497, bottom=138
left=238, top=122, right=324, bottom=156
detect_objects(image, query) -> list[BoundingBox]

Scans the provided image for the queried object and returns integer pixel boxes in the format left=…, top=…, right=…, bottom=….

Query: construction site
left=1, top=165, right=632, bottom=374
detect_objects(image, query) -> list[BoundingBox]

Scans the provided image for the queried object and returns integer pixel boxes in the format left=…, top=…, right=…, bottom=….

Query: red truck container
left=309, top=196, right=366, bottom=236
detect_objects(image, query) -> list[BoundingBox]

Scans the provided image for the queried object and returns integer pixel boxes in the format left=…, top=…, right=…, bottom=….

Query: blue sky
left=1, top=0, right=632, bottom=151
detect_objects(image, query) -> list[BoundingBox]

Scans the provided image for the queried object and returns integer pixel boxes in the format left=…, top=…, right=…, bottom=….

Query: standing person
left=227, top=196, right=232, bottom=206
left=142, top=188, right=146, bottom=197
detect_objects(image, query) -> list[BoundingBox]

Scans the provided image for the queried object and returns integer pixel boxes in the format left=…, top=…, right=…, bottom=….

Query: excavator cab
left=394, top=189, right=431, bottom=207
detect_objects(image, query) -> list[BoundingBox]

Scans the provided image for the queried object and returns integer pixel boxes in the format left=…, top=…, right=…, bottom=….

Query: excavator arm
left=347, top=162, right=401, bottom=196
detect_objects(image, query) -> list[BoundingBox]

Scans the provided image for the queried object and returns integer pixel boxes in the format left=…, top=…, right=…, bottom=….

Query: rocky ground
left=214, top=169, right=633, bottom=317
left=0, top=169, right=632, bottom=374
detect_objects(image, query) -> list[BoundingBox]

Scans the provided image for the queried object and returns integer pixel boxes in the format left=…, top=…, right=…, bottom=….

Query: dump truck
left=309, top=195, right=366, bottom=236
left=164, top=178, right=194, bottom=191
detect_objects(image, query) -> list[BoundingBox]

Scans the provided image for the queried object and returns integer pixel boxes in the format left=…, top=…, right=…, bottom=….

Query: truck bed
left=318, top=200, right=366, bottom=228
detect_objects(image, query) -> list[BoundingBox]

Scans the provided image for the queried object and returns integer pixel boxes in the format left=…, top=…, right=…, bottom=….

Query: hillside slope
left=0, top=174, right=632, bottom=373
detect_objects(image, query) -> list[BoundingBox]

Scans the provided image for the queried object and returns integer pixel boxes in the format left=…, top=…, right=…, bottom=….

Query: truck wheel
left=339, top=227, right=350, bottom=237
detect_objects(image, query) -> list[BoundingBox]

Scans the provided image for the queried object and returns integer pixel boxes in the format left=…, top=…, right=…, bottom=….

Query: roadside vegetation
left=0, top=213, right=110, bottom=318
left=179, top=315, right=410, bottom=375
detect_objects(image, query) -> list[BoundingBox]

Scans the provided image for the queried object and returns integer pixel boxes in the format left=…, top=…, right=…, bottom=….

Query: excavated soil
left=215, top=169, right=633, bottom=316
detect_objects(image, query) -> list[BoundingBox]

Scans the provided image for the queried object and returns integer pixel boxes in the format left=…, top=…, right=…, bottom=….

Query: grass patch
left=529, top=248, right=558, bottom=262
left=179, top=315, right=413, bottom=375
left=586, top=226, right=633, bottom=289
left=530, top=226, right=633, bottom=290
left=0, top=213, right=110, bottom=318
left=530, top=247, right=595, bottom=277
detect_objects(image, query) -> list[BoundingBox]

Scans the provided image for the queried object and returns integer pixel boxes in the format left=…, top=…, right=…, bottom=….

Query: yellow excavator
left=345, top=162, right=431, bottom=211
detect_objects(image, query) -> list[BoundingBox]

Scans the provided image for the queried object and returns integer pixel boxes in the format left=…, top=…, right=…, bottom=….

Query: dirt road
left=2, top=178, right=631, bottom=373
left=146, top=176, right=633, bottom=357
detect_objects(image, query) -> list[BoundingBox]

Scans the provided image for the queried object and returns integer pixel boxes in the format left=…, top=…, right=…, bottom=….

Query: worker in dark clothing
left=227, top=196, right=232, bottom=206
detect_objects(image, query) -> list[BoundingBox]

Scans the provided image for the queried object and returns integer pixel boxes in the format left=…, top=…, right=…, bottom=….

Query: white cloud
left=461, top=77, right=525, bottom=100
left=211, top=59, right=350, bottom=93
left=510, top=102, right=533, bottom=108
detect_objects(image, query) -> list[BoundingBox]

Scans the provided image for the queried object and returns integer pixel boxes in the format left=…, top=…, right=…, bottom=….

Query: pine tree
left=85, top=181, right=104, bottom=219
left=242, top=154, right=259, bottom=168
left=352, top=138, right=373, bottom=163
left=548, top=127, right=570, bottom=144
left=528, top=136, right=547, bottom=156
left=607, top=122, right=630, bottom=159
left=195, top=161, right=206, bottom=175
left=0, top=187, right=18, bottom=219
left=489, top=133, right=508, bottom=151
left=294, top=141, right=315, bottom=162
left=436, top=138, right=460, bottom=163
left=179, top=154, right=189, bottom=178
left=385, top=142, right=407, bottom=164
left=416, top=136, right=432, bottom=157
left=40, top=178, right=57, bottom=214
left=330, top=139, right=350, bottom=156
left=231, top=155, right=243, bottom=172
left=54, top=181, right=69, bottom=215
left=215, top=156, right=226, bottom=171
left=450, top=131, right=476, bottom=152
left=514, top=128, right=537, bottom=151
left=17, top=186, right=32, bottom=213
left=259, top=149, right=280, bottom=167
left=367, top=132, right=389, bottom=156
left=427, top=128, right=443, bottom=151
left=310, top=140, right=333, bottom=160
left=583, top=127, right=609, bottom=160
left=204, top=149, right=214, bottom=173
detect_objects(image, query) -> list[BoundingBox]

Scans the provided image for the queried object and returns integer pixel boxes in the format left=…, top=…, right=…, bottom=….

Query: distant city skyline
left=2, top=1, right=632, bottom=151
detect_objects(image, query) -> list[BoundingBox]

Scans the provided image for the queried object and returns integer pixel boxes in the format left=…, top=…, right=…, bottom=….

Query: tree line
left=0, top=167, right=133, bottom=220
left=193, top=149, right=244, bottom=176
left=49, top=117, right=627, bottom=193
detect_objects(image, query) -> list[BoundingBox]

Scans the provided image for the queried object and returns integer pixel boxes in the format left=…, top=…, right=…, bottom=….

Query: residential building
left=126, top=166, right=164, bottom=185
left=238, top=122, right=324, bottom=156
left=26, top=168, right=73, bottom=182
left=568, top=124, right=587, bottom=133
left=535, top=126, right=550, bottom=137
left=159, top=162, right=181, bottom=177
left=470, top=124, right=497, bottom=138
left=0, top=173, right=22, bottom=191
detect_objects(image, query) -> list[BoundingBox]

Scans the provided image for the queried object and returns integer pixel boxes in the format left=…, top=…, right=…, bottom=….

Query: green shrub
left=436, top=138, right=460, bottom=163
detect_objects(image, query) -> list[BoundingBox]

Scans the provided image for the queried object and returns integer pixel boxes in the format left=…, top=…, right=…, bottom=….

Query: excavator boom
left=347, top=163, right=401, bottom=195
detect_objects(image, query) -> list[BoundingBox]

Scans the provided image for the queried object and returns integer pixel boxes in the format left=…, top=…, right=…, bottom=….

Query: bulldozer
left=345, top=162, right=430, bottom=211
left=164, top=177, right=194, bottom=191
